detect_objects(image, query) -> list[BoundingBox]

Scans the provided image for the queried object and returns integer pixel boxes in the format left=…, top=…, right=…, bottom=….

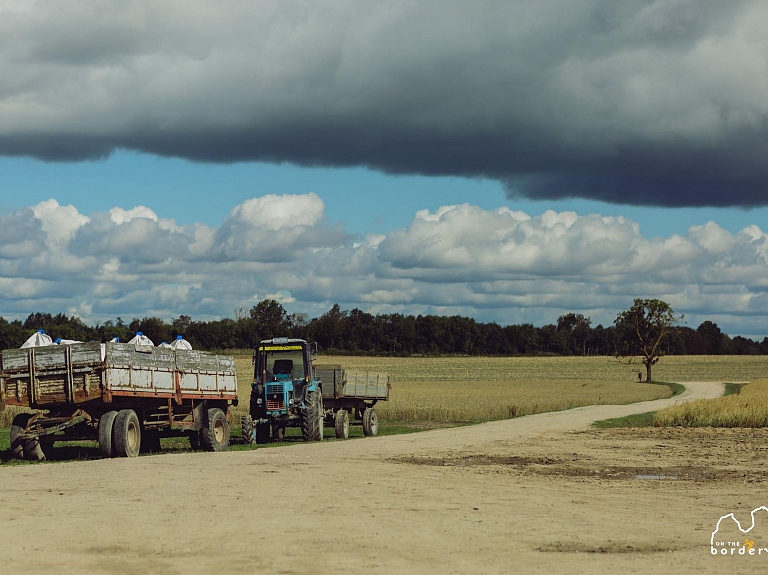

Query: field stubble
left=231, top=354, right=768, bottom=423
left=656, top=378, right=768, bottom=427
left=3, top=355, right=763, bottom=428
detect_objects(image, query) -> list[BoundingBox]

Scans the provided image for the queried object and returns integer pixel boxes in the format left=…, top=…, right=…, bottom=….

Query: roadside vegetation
left=655, top=379, right=768, bottom=428
left=593, top=379, right=768, bottom=429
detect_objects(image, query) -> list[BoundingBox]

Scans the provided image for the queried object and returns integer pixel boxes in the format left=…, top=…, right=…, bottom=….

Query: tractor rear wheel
left=301, top=389, right=323, bottom=441
left=362, top=408, right=379, bottom=437
left=200, top=408, right=229, bottom=451
left=98, top=411, right=118, bottom=457
left=189, top=431, right=201, bottom=450
left=334, top=410, right=349, bottom=439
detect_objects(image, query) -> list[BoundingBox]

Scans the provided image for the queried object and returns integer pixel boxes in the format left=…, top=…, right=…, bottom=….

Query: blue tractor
left=241, top=337, right=323, bottom=444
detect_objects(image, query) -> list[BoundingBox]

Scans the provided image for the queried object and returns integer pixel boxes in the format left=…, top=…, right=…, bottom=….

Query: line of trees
left=0, top=300, right=766, bottom=356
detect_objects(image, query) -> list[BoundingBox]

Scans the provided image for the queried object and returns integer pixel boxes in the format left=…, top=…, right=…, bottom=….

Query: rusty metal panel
left=70, top=342, right=103, bottom=364
left=32, top=346, right=68, bottom=368
left=36, top=374, right=69, bottom=403
left=107, top=343, right=137, bottom=367
left=102, top=343, right=236, bottom=398
left=2, top=376, right=29, bottom=405
left=2, top=341, right=236, bottom=404
left=1, top=348, right=31, bottom=371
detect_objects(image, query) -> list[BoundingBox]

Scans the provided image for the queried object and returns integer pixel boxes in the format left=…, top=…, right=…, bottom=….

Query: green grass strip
left=591, top=411, right=657, bottom=429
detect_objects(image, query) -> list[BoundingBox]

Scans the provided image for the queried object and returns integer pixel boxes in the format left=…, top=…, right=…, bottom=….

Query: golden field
left=3, top=355, right=765, bottom=427
left=232, top=354, right=767, bottom=423
left=655, top=378, right=768, bottom=427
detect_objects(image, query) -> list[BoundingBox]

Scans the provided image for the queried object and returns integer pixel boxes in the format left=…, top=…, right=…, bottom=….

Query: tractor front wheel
left=241, top=415, right=254, bottom=445
left=256, top=422, right=271, bottom=444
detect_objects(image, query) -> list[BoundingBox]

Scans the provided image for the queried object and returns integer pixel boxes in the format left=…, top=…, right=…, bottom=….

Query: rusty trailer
left=0, top=341, right=238, bottom=460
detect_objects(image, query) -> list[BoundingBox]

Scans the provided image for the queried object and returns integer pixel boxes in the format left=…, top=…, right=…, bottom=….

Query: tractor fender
left=305, top=379, right=321, bottom=394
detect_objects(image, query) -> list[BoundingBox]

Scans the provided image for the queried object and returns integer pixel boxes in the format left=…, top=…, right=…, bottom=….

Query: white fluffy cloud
left=0, top=194, right=767, bottom=336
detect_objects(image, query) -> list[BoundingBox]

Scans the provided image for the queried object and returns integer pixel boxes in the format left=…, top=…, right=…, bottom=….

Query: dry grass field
left=655, top=378, right=768, bottom=427
left=3, top=354, right=764, bottom=428
left=230, top=354, right=768, bottom=424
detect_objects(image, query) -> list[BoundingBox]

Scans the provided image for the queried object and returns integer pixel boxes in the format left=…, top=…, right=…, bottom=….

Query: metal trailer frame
left=0, top=342, right=238, bottom=459
left=316, top=365, right=390, bottom=438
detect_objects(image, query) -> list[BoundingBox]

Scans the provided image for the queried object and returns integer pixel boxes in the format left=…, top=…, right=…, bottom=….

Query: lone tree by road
left=614, top=299, right=683, bottom=383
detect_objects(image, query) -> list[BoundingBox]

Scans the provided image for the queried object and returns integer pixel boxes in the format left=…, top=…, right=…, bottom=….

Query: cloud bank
left=2, top=1, right=768, bottom=207
left=1, top=193, right=766, bottom=337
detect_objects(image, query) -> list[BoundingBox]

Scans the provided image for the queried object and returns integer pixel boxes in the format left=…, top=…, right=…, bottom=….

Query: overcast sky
left=1, top=1, right=767, bottom=338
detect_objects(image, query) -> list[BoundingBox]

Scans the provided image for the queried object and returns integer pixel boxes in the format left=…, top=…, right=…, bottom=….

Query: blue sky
left=4, top=151, right=767, bottom=240
left=1, top=2, right=768, bottom=340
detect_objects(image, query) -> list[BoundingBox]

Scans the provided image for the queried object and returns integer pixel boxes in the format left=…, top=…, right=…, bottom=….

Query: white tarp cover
left=170, top=336, right=193, bottom=351
left=127, top=333, right=155, bottom=346
left=56, top=339, right=82, bottom=345
left=21, top=331, right=54, bottom=348
left=158, top=341, right=172, bottom=348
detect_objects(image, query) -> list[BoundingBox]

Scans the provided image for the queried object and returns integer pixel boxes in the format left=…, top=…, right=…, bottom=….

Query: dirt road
left=3, top=381, right=768, bottom=574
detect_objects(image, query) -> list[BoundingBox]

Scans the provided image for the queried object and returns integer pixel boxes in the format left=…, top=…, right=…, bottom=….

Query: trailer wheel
left=362, top=408, right=379, bottom=437
left=114, top=409, right=141, bottom=457
left=23, top=439, right=45, bottom=461
left=200, top=408, right=229, bottom=452
left=301, top=389, right=323, bottom=441
left=10, top=414, right=52, bottom=461
left=10, top=413, right=34, bottom=459
left=98, top=411, right=118, bottom=458
left=241, top=415, right=254, bottom=445
left=334, top=410, right=349, bottom=439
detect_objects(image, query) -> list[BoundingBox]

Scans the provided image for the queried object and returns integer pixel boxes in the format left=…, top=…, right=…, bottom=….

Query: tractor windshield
left=256, top=346, right=306, bottom=382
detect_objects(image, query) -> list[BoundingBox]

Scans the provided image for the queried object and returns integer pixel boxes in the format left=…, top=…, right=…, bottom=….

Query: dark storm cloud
left=1, top=0, right=767, bottom=206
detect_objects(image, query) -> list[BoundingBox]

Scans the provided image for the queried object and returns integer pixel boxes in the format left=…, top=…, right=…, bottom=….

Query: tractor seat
left=272, top=359, right=294, bottom=379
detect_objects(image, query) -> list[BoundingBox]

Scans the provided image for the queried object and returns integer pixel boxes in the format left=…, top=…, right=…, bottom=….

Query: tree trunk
left=645, top=361, right=652, bottom=383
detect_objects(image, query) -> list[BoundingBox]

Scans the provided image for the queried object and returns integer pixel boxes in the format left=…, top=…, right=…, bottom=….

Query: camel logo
left=711, top=506, right=768, bottom=556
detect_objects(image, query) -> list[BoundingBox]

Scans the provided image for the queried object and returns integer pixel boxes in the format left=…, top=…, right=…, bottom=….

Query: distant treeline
left=1, top=300, right=766, bottom=356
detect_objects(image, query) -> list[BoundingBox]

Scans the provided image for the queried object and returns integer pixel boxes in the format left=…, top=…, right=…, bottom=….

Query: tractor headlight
left=289, top=398, right=294, bottom=405
left=256, top=398, right=263, bottom=405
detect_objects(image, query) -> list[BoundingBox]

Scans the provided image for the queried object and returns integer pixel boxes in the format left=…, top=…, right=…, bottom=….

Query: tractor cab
left=254, top=338, right=314, bottom=384
left=251, top=338, right=318, bottom=420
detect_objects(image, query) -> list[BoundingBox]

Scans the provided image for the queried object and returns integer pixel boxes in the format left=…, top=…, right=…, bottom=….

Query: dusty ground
left=2, top=382, right=768, bottom=574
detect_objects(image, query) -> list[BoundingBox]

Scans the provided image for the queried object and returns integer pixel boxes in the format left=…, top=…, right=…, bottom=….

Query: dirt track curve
left=3, top=381, right=768, bottom=575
